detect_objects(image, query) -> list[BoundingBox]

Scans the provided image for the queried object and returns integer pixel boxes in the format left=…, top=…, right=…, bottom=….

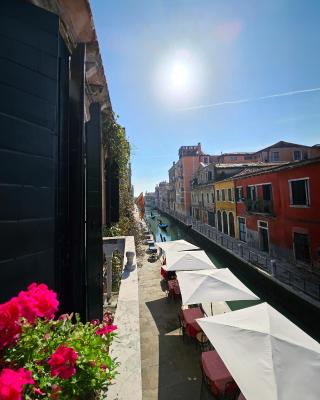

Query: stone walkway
left=138, top=249, right=202, bottom=400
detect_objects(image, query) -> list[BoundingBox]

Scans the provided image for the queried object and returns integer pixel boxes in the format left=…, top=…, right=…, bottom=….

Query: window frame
left=288, top=177, right=310, bottom=208
left=238, top=216, right=247, bottom=242
left=236, top=186, right=243, bottom=202
left=293, top=150, right=302, bottom=161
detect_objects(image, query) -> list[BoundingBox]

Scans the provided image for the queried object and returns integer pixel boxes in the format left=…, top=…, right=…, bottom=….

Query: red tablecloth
left=182, top=307, right=204, bottom=337
left=201, top=351, right=233, bottom=393
left=238, top=393, right=246, bottom=400
left=168, top=279, right=181, bottom=297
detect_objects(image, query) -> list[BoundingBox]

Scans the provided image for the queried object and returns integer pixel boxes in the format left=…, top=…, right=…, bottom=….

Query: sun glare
left=170, top=62, right=189, bottom=89
left=154, top=49, right=203, bottom=106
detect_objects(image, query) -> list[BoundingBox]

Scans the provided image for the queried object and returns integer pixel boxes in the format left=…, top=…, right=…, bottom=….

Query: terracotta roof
left=256, top=140, right=310, bottom=152
left=232, top=157, right=320, bottom=180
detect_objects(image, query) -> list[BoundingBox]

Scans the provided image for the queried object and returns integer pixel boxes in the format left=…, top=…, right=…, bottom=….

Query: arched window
left=222, top=211, right=228, bottom=234
left=229, top=212, right=235, bottom=237
left=217, top=210, right=222, bottom=232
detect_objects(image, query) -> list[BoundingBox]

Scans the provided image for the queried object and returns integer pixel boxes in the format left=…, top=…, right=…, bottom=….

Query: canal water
left=146, top=208, right=260, bottom=312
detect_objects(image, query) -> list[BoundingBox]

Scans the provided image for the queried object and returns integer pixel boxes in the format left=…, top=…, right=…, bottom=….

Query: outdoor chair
left=196, top=331, right=212, bottom=352
left=223, top=381, right=240, bottom=400
left=200, top=363, right=220, bottom=399
left=178, top=311, right=186, bottom=340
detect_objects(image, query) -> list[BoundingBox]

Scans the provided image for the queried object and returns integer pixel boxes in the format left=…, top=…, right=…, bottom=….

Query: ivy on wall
left=102, top=117, right=136, bottom=238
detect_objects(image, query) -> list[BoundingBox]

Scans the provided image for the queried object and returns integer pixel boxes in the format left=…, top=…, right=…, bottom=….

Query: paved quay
left=138, top=240, right=230, bottom=400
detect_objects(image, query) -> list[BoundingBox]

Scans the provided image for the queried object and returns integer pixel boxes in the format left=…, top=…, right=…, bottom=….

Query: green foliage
left=102, top=118, right=144, bottom=252
left=111, top=251, right=122, bottom=292
left=4, top=315, right=118, bottom=399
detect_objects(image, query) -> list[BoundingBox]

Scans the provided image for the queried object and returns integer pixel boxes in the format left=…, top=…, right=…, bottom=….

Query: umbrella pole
left=211, top=302, right=213, bottom=316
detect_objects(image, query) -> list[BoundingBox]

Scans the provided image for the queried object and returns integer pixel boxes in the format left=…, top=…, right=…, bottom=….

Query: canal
left=146, top=207, right=320, bottom=341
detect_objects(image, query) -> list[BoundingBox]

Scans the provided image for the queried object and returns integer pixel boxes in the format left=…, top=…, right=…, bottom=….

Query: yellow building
left=214, top=179, right=238, bottom=239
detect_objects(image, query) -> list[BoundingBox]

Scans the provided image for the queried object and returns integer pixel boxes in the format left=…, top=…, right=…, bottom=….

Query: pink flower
left=90, top=319, right=100, bottom=326
left=0, top=368, right=34, bottom=400
left=96, top=324, right=117, bottom=335
left=17, top=283, right=59, bottom=323
left=0, top=298, right=22, bottom=350
left=48, top=345, right=78, bottom=379
left=33, top=387, right=45, bottom=396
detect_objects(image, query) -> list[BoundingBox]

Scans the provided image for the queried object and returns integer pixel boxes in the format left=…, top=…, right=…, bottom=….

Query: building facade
left=191, top=164, right=215, bottom=225
left=215, top=180, right=238, bottom=239
left=255, top=141, right=320, bottom=163
left=144, top=192, right=156, bottom=208
left=235, top=158, right=320, bottom=270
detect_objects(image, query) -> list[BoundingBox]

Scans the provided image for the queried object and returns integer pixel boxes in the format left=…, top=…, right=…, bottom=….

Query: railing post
left=270, top=259, right=276, bottom=277
left=238, top=243, right=242, bottom=257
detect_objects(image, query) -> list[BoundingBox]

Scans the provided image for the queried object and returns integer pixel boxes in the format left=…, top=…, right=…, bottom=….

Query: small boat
left=159, top=223, right=168, bottom=230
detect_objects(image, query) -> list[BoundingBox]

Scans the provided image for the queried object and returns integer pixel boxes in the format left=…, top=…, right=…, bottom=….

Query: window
left=227, top=188, right=232, bottom=201
left=236, top=187, right=243, bottom=202
left=208, top=171, right=212, bottom=181
left=206, top=193, right=209, bottom=203
left=238, top=217, right=246, bottom=242
left=216, top=190, right=220, bottom=201
left=221, top=189, right=226, bottom=201
left=222, top=211, right=228, bottom=234
left=289, top=179, right=310, bottom=206
left=293, top=232, right=310, bottom=263
left=201, top=193, right=204, bottom=204
left=230, top=156, right=238, bottom=161
left=229, top=212, right=235, bottom=237
left=211, top=192, right=214, bottom=203
left=217, top=210, right=222, bottom=231
left=247, top=186, right=256, bottom=201
left=293, top=151, right=302, bottom=161
left=271, top=151, right=280, bottom=161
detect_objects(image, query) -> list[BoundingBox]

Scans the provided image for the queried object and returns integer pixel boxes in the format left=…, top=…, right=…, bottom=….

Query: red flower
left=96, top=324, right=117, bottom=335
left=48, top=345, right=78, bottom=379
left=0, top=298, right=21, bottom=350
left=90, top=319, right=100, bottom=326
left=0, top=368, right=34, bottom=400
left=17, top=283, right=59, bottom=323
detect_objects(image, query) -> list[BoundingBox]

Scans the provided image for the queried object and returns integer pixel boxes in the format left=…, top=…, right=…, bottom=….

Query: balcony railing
left=245, top=199, right=273, bottom=214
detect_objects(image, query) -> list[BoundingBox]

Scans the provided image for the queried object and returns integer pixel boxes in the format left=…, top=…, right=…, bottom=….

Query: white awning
left=197, top=303, right=320, bottom=400
left=156, top=239, right=199, bottom=252
left=165, top=250, right=216, bottom=271
left=176, top=269, right=259, bottom=304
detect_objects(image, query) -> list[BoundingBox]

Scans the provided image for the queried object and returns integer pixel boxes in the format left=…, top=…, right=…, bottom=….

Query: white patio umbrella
left=165, top=250, right=216, bottom=271
left=176, top=269, right=259, bottom=305
left=197, top=302, right=320, bottom=400
left=156, top=239, right=199, bottom=252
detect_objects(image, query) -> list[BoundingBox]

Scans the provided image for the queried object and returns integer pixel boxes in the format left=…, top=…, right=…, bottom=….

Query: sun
left=154, top=49, right=204, bottom=106
left=170, top=62, right=190, bottom=90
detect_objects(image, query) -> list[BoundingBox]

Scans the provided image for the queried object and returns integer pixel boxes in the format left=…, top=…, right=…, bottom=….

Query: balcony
left=245, top=199, right=273, bottom=215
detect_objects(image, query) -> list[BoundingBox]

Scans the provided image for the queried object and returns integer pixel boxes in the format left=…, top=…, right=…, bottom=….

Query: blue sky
left=91, top=0, right=320, bottom=195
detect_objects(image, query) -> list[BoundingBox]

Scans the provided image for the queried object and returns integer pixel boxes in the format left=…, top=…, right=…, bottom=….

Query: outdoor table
left=201, top=350, right=234, bottom=394
left=182, top=307, right=204, bottom=337
left=167, top=279, right=181, bottom=299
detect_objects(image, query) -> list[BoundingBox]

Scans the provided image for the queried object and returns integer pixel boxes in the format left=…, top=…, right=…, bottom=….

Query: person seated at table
left=167, top=271, right=176, bottom=280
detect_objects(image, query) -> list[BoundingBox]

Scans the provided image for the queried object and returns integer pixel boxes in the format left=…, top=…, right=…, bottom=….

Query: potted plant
left=0, top=283, right=118, bottom=399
